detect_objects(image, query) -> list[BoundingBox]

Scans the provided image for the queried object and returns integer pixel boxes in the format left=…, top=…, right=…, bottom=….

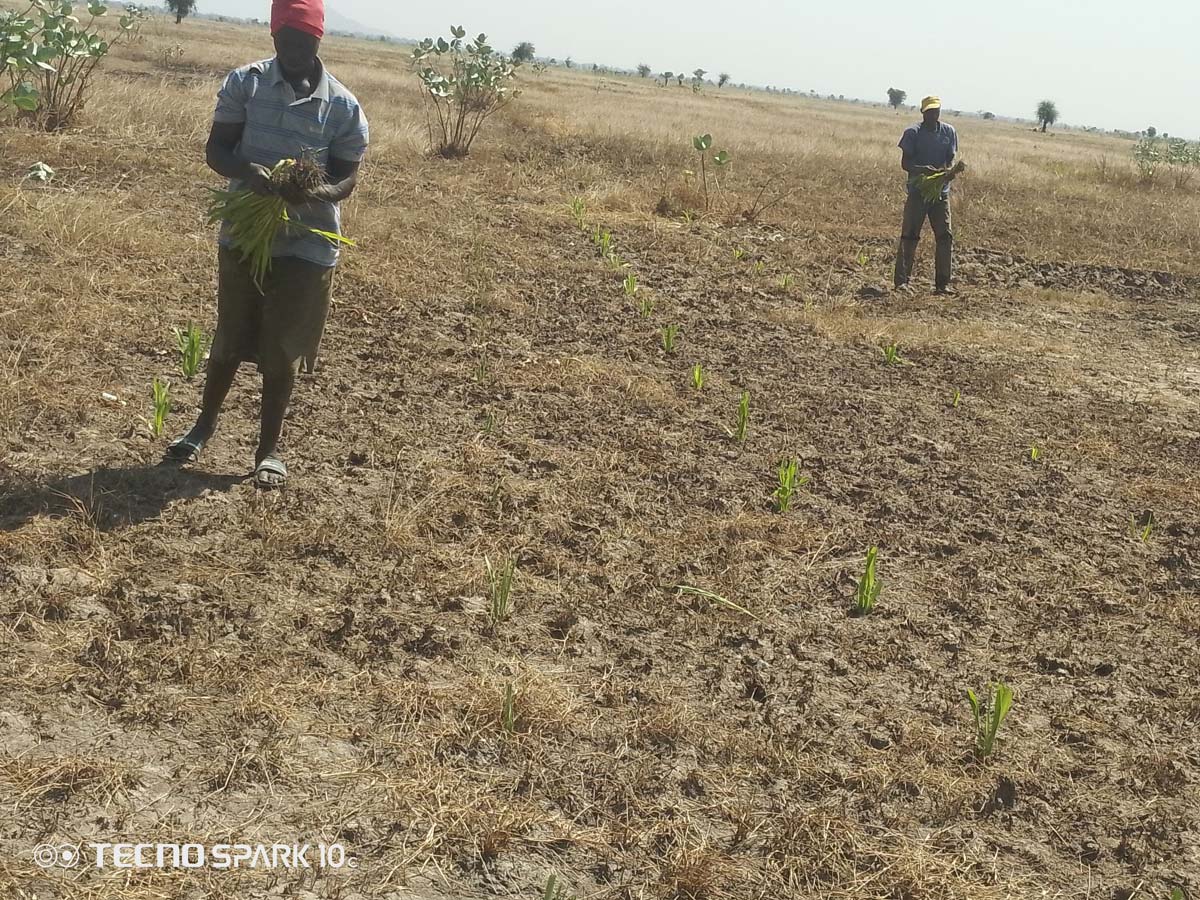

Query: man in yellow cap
left=894, top=95, right=958, bottom=294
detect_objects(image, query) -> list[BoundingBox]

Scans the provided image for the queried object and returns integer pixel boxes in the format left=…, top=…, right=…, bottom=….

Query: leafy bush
left=412, top=26, right=520, bottom=158
left=1, top=1, right=144, bottom=131
left=1134, top=135, right=1199, bottom=188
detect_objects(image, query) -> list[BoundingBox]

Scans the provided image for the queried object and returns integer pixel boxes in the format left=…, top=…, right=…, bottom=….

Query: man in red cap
left=166, top=0, right=369, bottom=488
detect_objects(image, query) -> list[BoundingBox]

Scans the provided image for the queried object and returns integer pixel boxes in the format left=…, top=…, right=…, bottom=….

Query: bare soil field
left=1, top=13, right=1198, bottom=900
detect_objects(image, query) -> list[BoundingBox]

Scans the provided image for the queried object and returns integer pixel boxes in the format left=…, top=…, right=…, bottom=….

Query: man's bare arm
left=206, top=121, right=273, bottom=195
left=313, top=157, right=360, bottom=204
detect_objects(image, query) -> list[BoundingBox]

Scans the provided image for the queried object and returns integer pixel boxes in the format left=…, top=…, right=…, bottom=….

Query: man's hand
left=242, top=163, right=275, bottom=196
left=913, top=165, right=942, bottom=177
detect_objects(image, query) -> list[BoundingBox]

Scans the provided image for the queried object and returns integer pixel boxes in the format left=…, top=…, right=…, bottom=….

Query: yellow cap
left=921, top=96, right=942, bottom=112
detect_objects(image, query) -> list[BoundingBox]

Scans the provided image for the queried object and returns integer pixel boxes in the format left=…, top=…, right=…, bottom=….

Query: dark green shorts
left=209, top=246, right=335, bottom=375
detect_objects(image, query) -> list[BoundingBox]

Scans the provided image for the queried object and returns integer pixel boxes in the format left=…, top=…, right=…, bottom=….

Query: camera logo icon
left=33, top=844, right=81, bottom=869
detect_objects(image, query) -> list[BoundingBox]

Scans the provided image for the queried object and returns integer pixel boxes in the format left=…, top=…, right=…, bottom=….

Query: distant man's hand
left=913, top=165, right=941, bottom=176
left=242, top=163, right=274, bottom=196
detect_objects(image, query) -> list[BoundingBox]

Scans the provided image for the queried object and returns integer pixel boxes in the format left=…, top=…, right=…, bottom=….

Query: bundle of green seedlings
left=207, top=156, right=354, bottom=289
left=916, top=160, right=967, bottom=203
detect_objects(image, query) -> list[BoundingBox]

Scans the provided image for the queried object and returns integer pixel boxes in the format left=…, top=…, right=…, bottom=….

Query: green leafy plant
left=639, top=295, right=654, bottom=317
left=852, top=546, right=881, bottom=615
left=412, top=26, right=520, bottom=158
left=915, top=160, right=967, bottom=203
left=1029, top=445, right=1042, bottom=462
left=597, top=229, right=615, bottom=260
left=569, top=196, right=587, bottom=230
left=967, top=682, right=1014, bottom=759
left=173, top=323, right=209, bottom=380
left=752, top=260, right=766, bottom=277
left=486, top=556, right=515, bottom=625
left=779, top=273, right=795, bottom=291
left=952, top=388, right=962, bottom=408
left=881, top=343, right=905, bottom=366
left=856, top=249, right=870, bottom=268
left=732, top=247, right=745, bottom=261
left=150, top=377, right=171, bottom=438
left=691, top=133, right=732, bottom=211
left=1, top=1, right=145, bottom=130
left=623, top=272, right=638, bottom=297
left=691, top=364, right=705, bottom=390
left=773, top=458, right=808, bottom=513
left=606, top=252, right=628, bottom=271
left=731, top=391, right=750, bottom=442
left=661, top=324, right=679, bottom=354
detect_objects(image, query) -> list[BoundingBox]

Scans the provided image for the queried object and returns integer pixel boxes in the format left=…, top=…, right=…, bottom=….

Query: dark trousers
left=894, top=192, right=952, bottom=288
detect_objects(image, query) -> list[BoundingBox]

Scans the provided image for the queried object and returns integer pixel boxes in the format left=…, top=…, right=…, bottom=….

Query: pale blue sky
left=190, top=0, right=1200, bottom=138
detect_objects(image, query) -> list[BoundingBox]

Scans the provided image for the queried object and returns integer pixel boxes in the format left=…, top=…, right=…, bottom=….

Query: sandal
left=165, top=429, right=210, bottom=463
left=255, top=456, right=288, bottom=489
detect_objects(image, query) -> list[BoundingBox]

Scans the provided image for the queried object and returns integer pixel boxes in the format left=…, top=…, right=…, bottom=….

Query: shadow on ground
left=0, top=464, right=245, bottom=532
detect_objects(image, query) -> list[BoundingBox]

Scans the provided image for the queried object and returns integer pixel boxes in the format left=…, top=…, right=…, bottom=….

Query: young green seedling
left=1029, top=445, right=1042, bottom=462
left=570, top=196, right=587, bottom=230
left=856, top=249, right=870, bottom=268
left=173, top=323, right=208, bottom=380
left=731, top=391, right=750, bottom=442
left=752, top=260, right=766, bottom=277
left=639, top=295, right=655, bottom=317
left=852, top=546, right=881, bottom=615
left=623, top=272, right=638, bottom=298
left=150, top=378, right=171, bottom=438
left=1129, top=512, right=1154, bottom=543
left=732, top=247, right=745, bottom=261
left=486, top=556, right=516, bottom=625
left=967, top=682, right=1014, bottom=759
left=952, top=388, right=962, bottom=408
left=661, top=324, right=679, bottom=354
left=881, top=343, right=905, bottom=366
left=773, top=458, right=808, bottom=513
left=501, top=682, right=517, bottom=735
left=691, top=364, right=705, bottom=390
left=779, top=273, right=795, bottom=291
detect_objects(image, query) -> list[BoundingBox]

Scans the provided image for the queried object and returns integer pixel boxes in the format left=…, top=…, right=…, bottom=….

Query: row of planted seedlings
left=566, top=187, right=1027, bottom=763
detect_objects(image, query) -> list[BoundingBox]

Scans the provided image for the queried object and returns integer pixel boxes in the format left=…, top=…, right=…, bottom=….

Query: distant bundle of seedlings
left=207, top=157, right=353, bottom=290
left=916, top=160, right=967, bottom=203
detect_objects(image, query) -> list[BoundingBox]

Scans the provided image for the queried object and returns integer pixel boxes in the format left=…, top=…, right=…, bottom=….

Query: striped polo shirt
left=213, top=57, right=369, bottom=267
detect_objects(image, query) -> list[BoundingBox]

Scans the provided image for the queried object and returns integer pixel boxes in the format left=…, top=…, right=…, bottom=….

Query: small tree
left=637, top=63, right=651, bottom=78
left=1, top=1, right=145, bottom=130
left=887, top=87, right=907, bottom=110
left=676, top=72, right=685, bottom=86
left=718, top=72, right=730, bottom=88
left=982, top=111, right=995, bottom=120
left=564, top=56, right=573, bottom=68
left=1036, top=99, right=1058, bottom=132
left=165, top=0, right=197, bottom=23
left=511, top=41, right=535, bottom=63
left=660, top=71, right=673, bottom=86
left=1146, top=126, right=1157, bottom=138
left=412, top=27, right=520, bottom=158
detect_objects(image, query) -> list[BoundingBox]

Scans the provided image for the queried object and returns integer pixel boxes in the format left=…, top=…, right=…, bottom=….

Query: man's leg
left=930, top=199, right=954, bottom=290
left=254, top=364, right=296, bottom=486
left=252, top=257, right=334, bottom=487
left=167, top=249, right=256, bottom=461
left=894, top=191, right=924, bottom=288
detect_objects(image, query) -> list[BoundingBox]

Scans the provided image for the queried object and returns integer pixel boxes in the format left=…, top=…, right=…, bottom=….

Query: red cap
left=271, top=0, right=324, bottom=39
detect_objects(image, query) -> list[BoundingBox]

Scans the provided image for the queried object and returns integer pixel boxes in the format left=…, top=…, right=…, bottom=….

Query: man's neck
left=282, top=58, right=321, bottom=98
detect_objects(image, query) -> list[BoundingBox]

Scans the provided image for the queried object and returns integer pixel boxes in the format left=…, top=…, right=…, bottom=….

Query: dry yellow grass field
left=1, top=10, right=1199, bottom=900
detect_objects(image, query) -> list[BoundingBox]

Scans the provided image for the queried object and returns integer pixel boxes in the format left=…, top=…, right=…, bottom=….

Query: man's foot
left=894, top=282, right=914, bottom=294
left=165, top=425, right=213, bottom=463
left=934, top=284, right=957, bottom=296
left=255, top=456, right=288, bottom=490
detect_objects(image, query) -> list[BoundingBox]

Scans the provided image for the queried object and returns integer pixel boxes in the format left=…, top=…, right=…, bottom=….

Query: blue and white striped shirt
left=213, top=57, right=369, bottom=267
